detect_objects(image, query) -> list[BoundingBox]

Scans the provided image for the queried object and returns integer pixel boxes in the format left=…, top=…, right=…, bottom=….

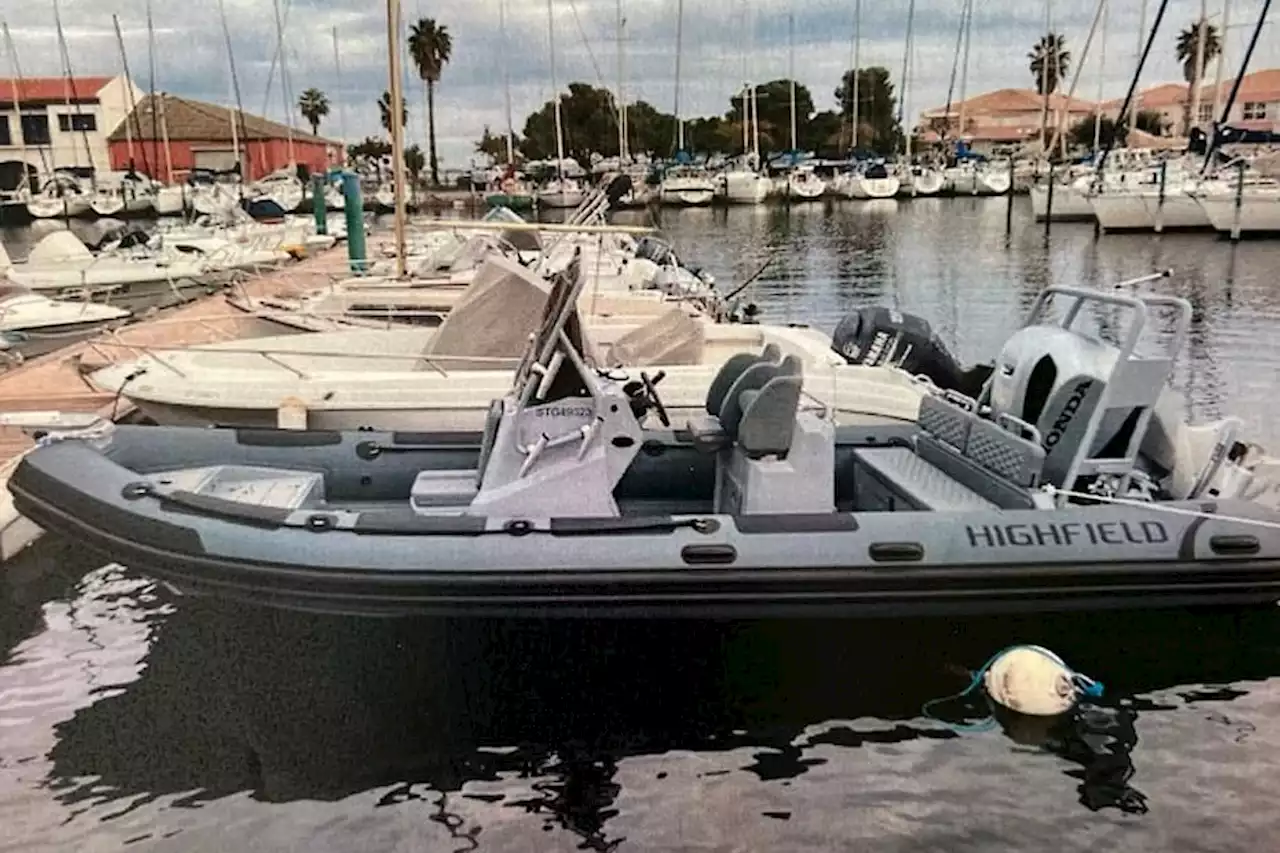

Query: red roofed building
left=916, top=89, right=1099, bottom=154
left=0, top=74, right=144, bottom=191
left=1102, top=69, right=1280, bottom=135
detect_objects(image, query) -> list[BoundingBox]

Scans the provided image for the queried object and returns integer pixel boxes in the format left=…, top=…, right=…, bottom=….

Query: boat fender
left=922, top=644, right=1104, bottom=729
left=983, top=646, right=1101, bottom=716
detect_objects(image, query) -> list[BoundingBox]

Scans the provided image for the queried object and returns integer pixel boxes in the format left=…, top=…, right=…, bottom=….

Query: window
left=56, top=113, right=97, bottom=132
left=1198, top=103, right=1214, bottom=122
left=19, top=114, right=50, bottom=145
left=1243, top=101, right=1268, bottom=120
left=0, top=116, right=9, bottom=147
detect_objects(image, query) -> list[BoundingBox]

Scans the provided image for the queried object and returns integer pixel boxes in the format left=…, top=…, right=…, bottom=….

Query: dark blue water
left=3, top=198, right=1280, bottom=851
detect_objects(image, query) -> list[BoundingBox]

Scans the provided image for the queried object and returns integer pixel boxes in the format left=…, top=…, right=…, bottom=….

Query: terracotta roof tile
left=1101, top=69, right=1280, bottom=110
left=922, top=88, right=1098, bottom=117
left=0, top=76, right=115, bottom=104
left=109, top=93, right=338, bottom=146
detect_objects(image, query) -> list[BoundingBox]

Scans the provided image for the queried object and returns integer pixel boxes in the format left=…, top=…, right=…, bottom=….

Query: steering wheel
left=640, top=370, right=670, bottom=427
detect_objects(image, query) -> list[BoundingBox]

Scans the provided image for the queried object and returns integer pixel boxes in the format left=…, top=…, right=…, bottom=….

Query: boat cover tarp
left=602, top=307, right=705, bottom=367
left=421, top=254, right=595, bottom=371
left=26, top=231, right=93, bottom=267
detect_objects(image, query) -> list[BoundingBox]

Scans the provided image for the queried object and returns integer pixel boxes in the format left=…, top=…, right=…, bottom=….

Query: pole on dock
left=1154, top=160, right=1167, bottom=234
left=1044, top=161, right=1055, bottom=237
left=311, top=175, right=327, bottom=236
left=1230, top=158, right=1244, bottom=242
left=341, top=172, right=367, bottom=272
left=1005, top=157, right=1015, bottom=234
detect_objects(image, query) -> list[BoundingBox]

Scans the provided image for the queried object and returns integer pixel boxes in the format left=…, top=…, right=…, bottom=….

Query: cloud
left=3, top=0, right=1275, bottom=171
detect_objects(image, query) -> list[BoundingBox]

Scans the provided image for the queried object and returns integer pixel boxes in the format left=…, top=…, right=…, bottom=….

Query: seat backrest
left=705, top=352, right=759, bottom=416
left=718, top=361, right=781, bottom=439
left=761, top=343, right=782, bottom=363
left=964, top=416, right=1045, bottom=488
left=737, top=367, right=804, bottom=459
left=917, top=392, right=975, bottom=452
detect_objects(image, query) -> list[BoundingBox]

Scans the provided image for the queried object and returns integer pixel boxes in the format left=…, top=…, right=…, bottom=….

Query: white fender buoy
left=983, top=646, right=1090, bottom=716
left=276, top=396, right=309, bottom=431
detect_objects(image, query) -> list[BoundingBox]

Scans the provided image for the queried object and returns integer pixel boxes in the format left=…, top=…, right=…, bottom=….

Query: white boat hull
left=27, top=195, right=91, bottom=218
left=857, top=176, right=900, bottom=199
left=905, top=169, right=944, bottom=196
left=1196, top=194, right=1280, bottom=234
left=721, top=172, right=770, bottom=204
left=1030, top=185, right=1095, bottom=221
left=1091, top=193, right=1211, bottom=231
left=152, top=186, right=186, bottom=216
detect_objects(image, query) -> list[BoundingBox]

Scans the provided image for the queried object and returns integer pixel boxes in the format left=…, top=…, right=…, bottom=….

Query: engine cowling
left=830, top=306, right=990, bottom=396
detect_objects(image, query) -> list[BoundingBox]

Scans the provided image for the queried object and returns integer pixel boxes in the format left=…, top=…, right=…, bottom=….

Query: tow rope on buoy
left=923, top=645, right=1104, bottom=731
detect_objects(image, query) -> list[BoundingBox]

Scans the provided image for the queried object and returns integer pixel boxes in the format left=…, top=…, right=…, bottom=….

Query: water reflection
left=35, top=592, right=1280, bottom=845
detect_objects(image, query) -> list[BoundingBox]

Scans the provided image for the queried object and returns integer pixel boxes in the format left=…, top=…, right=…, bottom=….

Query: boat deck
left=0, top=246, right=351, bottom=560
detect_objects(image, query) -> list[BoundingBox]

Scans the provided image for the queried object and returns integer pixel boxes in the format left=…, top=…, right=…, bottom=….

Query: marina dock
left=0, top=246, right=350, bottom=560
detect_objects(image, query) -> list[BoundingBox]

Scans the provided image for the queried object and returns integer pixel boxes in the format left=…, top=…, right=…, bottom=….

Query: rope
left=1044, top=485, right=1280, bottom=532
left=922, top=644, right=1104, bottom=732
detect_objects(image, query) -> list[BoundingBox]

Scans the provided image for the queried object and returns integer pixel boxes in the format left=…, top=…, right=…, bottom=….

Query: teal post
left=311, top=175, right=327, bottom=236
left=341, top=172, right=367, bottom=273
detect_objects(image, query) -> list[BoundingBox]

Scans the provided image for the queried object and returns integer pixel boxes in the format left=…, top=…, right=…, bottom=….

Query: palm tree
left=1176, top=18, right=1223, bottom=131
left=297, top=88, right=330, bottom=136
left=407, top=18, right=453, bottom=186
left=378, top=90, right=407, bottom=134
left=1028, top=33, right=1071, bottom=96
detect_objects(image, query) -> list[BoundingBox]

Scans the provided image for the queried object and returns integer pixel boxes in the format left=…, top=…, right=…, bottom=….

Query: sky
left=1, top=0, right=1276, bottom=171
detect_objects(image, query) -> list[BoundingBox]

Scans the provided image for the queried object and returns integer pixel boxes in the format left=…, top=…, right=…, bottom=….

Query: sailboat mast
left=111, top=16, right=136, bottom=168
left=957, top=0, right=974, bottom=141
left=1210, top=0, right=1230, bottom=123
left=1039, top=0, right=1051, bottom=151
left=52, top=0, right=95, bottom=176
left=331, top=28, right=348, bottom=147
left=499, top=0, right=514, bottom=164
left=271, top=0, right=296, bottom=165
left=1094, top=0, right=1108, bottom=153
left=788, top=12, right=797, bottom=153
left=1, top=23, right=35, bottom=182
left=851, top=0, right=861, bottom=152
left=1129, top=0, right=1148, bottom=137
left=674, top=0, right=685, bottom=152
left=386, top=0, right=407, bottom=276
left=616, top=0, right=627, bottom=159
left=1188, top=0, right=1209, bottom=134
left=546, top=0, right=566, bottom=177
left=897, top=0, right=916, bottom=157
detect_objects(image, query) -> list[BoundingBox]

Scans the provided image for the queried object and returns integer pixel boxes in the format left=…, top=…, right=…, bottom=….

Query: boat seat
left=411, top=469, right=480, bottom=510
left=737, top=357, right=804, bottom=459
left=686, top=344, right=784, bottom=452
left=854, top=446, right=998, bottom=511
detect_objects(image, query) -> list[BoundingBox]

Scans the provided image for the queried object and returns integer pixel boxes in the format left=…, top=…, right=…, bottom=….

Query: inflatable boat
left=11, top=260, right=1280, bottom=618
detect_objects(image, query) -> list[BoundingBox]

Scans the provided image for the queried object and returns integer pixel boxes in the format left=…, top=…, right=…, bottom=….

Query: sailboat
left=658, top=0, right=717, bottom=207
left=783, top=14, right=827, bottom=202
left=484, top=0, right=535, bottom=211
left=535, top=1, right=587, bottom=210
left=721, top=4, right=771, bottom=205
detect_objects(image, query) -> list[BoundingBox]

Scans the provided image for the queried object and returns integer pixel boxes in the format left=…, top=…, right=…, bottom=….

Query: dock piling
left=341, top=172, right=367, bottom=273
left=1230, top=159, right=1244, bottom=242
left=1005, top=157, right=1015, bottom=234
left=311, top=175, right=327, bottom=236
left=1154, top=160, right=1167, bottom=234
left=1044, top=162, right=1055, bottom=237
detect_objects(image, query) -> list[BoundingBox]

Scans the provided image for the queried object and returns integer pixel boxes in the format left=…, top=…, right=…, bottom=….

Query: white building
left=0, top=74, right=144, bottom=192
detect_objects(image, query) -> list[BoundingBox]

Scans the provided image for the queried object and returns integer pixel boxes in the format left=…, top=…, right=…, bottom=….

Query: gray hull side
left=12, top=424, right=1280, bottom=618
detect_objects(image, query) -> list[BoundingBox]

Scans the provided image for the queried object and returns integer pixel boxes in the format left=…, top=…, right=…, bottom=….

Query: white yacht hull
left=90, top=196, right=127, bottom=217
left=1030, top=185, right=1095, bottom=222
left=857, top=176, right=900, bottom=199
left=905, top=169, right=944, bottom=196
left=1196, top=194, right=1280, bottom=234
left=721, top=172, right=770, bottom=204
left=787, top=177, right=827, bottom=201
left=27, top=195, right=91, bottom=219
left=153, top=186, right=186, bottom=216
left=1091, top=193, right=1211, bottom=231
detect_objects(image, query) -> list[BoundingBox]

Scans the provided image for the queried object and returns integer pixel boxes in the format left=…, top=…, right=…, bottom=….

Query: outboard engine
left=831, top=306, right=989, bottom=396
left=603, top=173, right=634, bottom=208
left=633, top=235, right=675, bottom=267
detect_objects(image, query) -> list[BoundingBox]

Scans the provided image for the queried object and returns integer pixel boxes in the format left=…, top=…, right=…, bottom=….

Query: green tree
left=348, top=136, right=391, bottom=160
left=378, top=91, right=407, bottom=134
left=1069, top=110, right=1165, bottom=149
left=408, top=18, right=453, bottom=185
left=297, top=88, right=330, bottom=136
left=625, top=100, right=678, bottom=156
left=728, top=79, right=814, bottom=153
left=519, top=83, right=620, bottom=161
left=834, top=67, right=903, bottom=155
left=476, top=125, right=520, bottom=161
left=1029, top=33, right=1071, bottom=95
left=804, top=110, right=844, bottom=157
left=404, top=144, right=425, bottom=185
left=1176, top=18, right=1222, bottom=131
